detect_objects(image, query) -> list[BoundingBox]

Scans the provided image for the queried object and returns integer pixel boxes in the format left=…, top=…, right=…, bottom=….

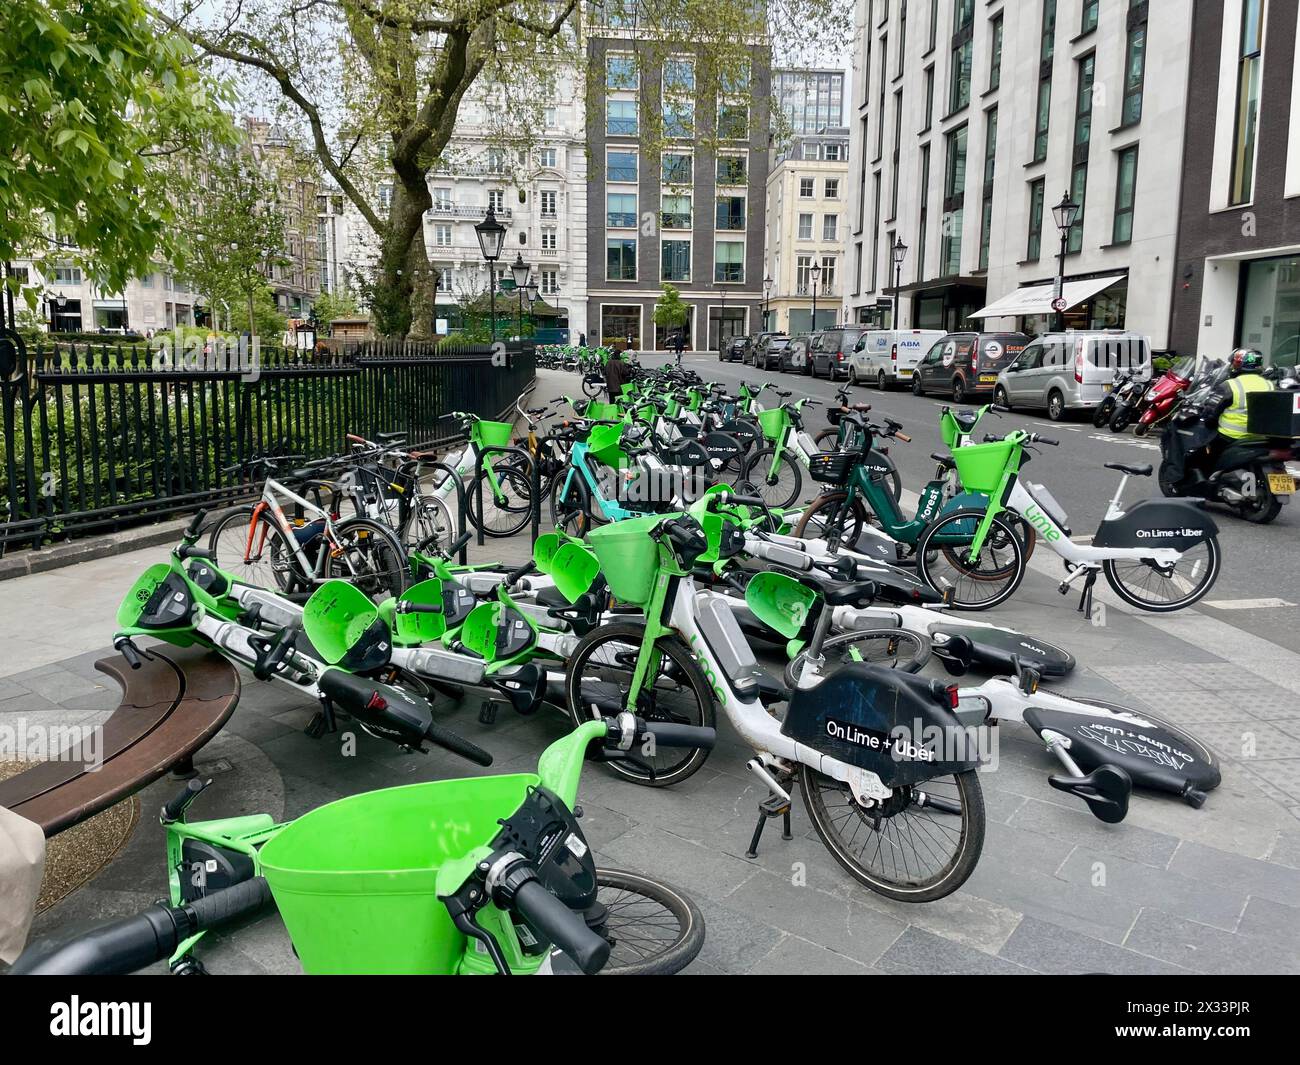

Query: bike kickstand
left=1077, top=569, right=1098, bottom=618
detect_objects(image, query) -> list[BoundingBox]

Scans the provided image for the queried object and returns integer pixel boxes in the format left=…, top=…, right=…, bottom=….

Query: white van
left=848, top=329, right=947, bottom=390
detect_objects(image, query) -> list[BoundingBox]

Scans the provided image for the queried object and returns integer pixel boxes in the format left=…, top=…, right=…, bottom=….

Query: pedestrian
left=671, top=330, right=685, bottom=367
left=604, top=347, right=634, bottom=402
left=578, top=331, right=587, bottom=347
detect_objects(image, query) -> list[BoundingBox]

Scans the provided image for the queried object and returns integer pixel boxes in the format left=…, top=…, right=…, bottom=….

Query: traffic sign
left=1051, top=296, right=1068, bottom=312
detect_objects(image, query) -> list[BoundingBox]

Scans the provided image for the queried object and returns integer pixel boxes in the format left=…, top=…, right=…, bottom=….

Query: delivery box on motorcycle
left=1246, top=390, right=1300, bottom=438
left=781, top=663, right=981, bottom=787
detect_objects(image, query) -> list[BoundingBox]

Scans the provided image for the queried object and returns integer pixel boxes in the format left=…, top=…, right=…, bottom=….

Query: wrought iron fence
left=0, top=336, right=534, bottom=550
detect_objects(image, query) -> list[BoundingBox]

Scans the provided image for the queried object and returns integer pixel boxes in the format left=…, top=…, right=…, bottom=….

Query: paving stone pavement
left=3, top=369, right=1300, bottom=974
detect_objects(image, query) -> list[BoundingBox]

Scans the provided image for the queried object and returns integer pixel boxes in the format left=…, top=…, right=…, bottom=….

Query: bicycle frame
left=244, top=478, right=370, bottom=587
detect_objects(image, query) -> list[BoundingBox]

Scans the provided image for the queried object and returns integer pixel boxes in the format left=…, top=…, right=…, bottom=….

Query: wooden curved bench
left=0, top=646, right=239, bottom=836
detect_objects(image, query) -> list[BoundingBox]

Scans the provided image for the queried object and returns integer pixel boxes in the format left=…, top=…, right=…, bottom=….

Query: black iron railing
left=0, top=337, right=535, bottom=550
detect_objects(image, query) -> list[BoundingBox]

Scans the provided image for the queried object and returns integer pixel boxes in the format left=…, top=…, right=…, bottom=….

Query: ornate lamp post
left=510, top=252, right=530, bottom=339
left=474, top=206, right=506, bottom=341
left=891, top=236, right=908, bottom=329
left=762, top=273, right=773, bottom=331
left=1051, top=192, right=1081, bottom=332
left=810, top=260, right=822, bottom=332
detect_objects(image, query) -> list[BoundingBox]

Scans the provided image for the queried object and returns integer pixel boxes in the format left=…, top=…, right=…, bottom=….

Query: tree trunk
left=374, top=172, right=432, bottom=338
left=247, top=291, right=256, bottom=336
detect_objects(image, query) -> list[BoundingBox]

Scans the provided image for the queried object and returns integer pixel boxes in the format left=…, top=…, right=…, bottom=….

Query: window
left=664, top=57, right=695, bottom=92
left=940, top=124, right=967, bottom=276
left=720, top=59, right=751, bottom=95
left=53, top=263, right=82, bottom=284
left=796, top=255, right=814, bottom=294
left=602, top=304, right=641, bottom=348
left=876, top=33, right=888, bottom=159
left=1231, top=0, right=1263, bottom=204
left=928, top=0, right=940, bottom=51
left=661, top=193, right=692, bottom=229
left=540, top=148, right=557, bottom=168
left=1068, top=54, right=1095, bottom=254
left=540, top=190, right=557, bottom=218
left=544, top=106, right=558, bottom=128
left=378, top=183, right=393, bottom=210
left=607, top=99, right=638, bottom=135
left=608, top=151, right=637, bottom=183
left=715, top=240, right=744, bottom=283
left=663, top=153, right=692, bottom=184
left=1113, top=145, right=1139, bottom=244
left=798, top=213, right=814, bottom=239
left=540, top=268, right=559, bottom=296
left=989, top=14, right=1003, bottom=92
left=823, top=214, right=839, bottom=241
left=607, top=192, right=637, bottom=228
left=434, top=223, right=452, bottom=247
left=434, top=186, right=452, bottom=209
left=825, top=142, right=844, bottom=161
left=665, top=97, right=694, bottom=138
left=488, top=189, right=505, bottom=213
left=1027, top=178, right=1046, bottom=260
left=799, top=177, right=815, bottom=198
left=718, top=102, right=748, bottom=140
left=949, top=39, right=972, bottom=113
left=1034, top=77, right=1052, bottom=162
left=890, top=90, right=903, bottom=217
left=1121, top=6, right=1148, bottom=127
left=979, top=108, right=997, bottom=271
left=716, top=195, right=746, bottom=231
left=825, top=178, right=840, bottom=199
left=607, top=238, right=637, bottom=281
left=541, top=229, right=558, bottom=250
left=871, top=175, right=882, bottom=291
left=922, top=66, right=934, bottom=131
left=897, top=0, right=908, bottom=77
left=662, top=239, right=691, bottom=281
left=435, top=268, right=452, bottom=293
left=820, top=255, right=837, bottom=294
left=487, top=149, right=506, bottom=175
left=918, top=144, right=931, bottom=278
left=1081, top=0, right=1099, bottom=34
left=607, top=54, right=638, bottom=89
left=1041, top=0, right=1056, bottom=62
left=717, top=155, right=747, bottom=186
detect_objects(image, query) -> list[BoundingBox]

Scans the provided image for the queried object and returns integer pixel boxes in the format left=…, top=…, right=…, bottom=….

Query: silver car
left=994, top=331, right=1152, bottom=421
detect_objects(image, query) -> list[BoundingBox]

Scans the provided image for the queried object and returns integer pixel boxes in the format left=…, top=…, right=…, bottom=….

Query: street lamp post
left=523, top=278, right=539, bottom=342
left=891, top=237, right=908, bottom=329
left=810, top=261, right=822, bottom=333
left=510, top=252, right=530, bottom=340
left=716, top=287, right=727, bottom=354
left=1051, top=192, right=1081, bottom=332
left=762, top=273, right=773, bottom=331
left=474, top=206, right=506, bottom=341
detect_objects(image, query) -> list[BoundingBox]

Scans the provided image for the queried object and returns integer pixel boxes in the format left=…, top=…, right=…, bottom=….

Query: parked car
left=753, top=335, right=790, bottom=370
left=994, top=330, right=1152, bottom=420
left=781, top=334, right=813, bottom=372
left=721, top=335, right=748, bottom=362
left=912, top=331, right=1030, bottom=402
left=741, top=332, right=781, bottom=366
left=810, top=327, right=866, bottom=380
left=848, top=329, right=947, bottom=389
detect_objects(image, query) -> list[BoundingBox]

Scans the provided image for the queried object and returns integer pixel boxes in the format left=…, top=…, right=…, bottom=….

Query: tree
left=312, top=290, right=361, bottom=328
left=165, top=1, right=851, bottom=338
left=0, top=0, right=233, bottom=302
left=171, top=156, right=290, bottom=336
left=654, top=284, right=689, bottom=332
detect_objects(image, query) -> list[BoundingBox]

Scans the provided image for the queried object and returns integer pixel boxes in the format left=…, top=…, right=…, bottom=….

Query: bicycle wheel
left=328, top=516, right=410, bottom=600
left=802, top=767, right=985, bottom=903
left=549, top=471, right=594, bottom=536
left=915, top=509, right=1027, bottom=610
left=743, top=446, right=803, bottom=510
left=794, top=492, right=866, bottom=549
left=588, top=869, right=705, bottom=976
left=402, top=493, right=454, bottom=553
left=208, top=506, right=300, bottom=591
left=814, top=427, right=840, bottom=452
left=786, top=628, right=930, bottom=688
left=1103, top=536, right=1220, bottom=612
left=565, top=621, right=715, bottom=787
left=466, top=462, right=533, bottom=538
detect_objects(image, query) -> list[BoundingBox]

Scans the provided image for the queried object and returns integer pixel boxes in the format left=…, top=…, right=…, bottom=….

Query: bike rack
left=417, top=458, right=470, bottom=566
left=472, top=445, right=536, bottom=549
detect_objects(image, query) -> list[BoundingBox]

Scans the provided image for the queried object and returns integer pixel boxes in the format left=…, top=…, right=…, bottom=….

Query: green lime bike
left=11, top=714, right=712, bottom=975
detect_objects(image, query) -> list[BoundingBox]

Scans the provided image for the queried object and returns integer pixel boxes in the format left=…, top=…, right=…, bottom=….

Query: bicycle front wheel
left=589, top=869, right=706, bottom=976
left=403, top=493, right=454, bottom=554
left=329, top=517, right=410, bottom=600
left=915, top=509, right=1027, bottom=610
left=565, top=621, right=715, bottom=787
left=743, top=446, right=803, bottom=510
left=802, top=767, right=985, bottom=903
left=208, top=506, right=300, bottom=591
left=794, top=492, right=866, bottom=549
left=1103, top=536, right=1220, bottom=612
left=466, top=462, right=533, bottom=538
left=785, top=628, right=931, bottom=688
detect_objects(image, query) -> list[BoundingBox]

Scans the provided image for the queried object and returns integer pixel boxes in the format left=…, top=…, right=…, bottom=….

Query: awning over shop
left=968, top=274, right=1126, bottom=319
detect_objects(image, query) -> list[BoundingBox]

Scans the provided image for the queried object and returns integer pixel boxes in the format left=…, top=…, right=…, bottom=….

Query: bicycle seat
left=1104, top=462, right=1153, bottom=477
left=952, top=409, right=981, bottom=432
left=930, top=452, right=956, bottom=469
left=820, top=580, right=879, bottom=607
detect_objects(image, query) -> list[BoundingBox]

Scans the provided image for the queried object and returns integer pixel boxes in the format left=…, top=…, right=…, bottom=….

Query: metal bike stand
left=416, top=458, right=469, bottom=566
left=472, top=444, right=535, bottom=548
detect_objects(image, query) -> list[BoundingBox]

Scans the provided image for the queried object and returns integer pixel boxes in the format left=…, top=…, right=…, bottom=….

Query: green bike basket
left=302, top=580, right=380, bottom=664
left=586, top=513, right=666, bottom=606
left=533, top=531, right=571, bottom=574
left=745, top=571, right=817, bottom=639
left=951, top=438, right=1016, bottom=494
left=551, top=542, right=600, bottom=603
left=391, top=578, right=447, bottom=645
left=258, top=775, right=538, bottom=974
left=664, top=396, right=681, bottom=418
left=757, top=406, right=790, bottom=444
left=939, top=411, right=960, bottom=450
left=587, top=421, right=629, bottom=468
left=470, top=419, right=514, bottom=450
left=583, top=401, right=620, bottom=422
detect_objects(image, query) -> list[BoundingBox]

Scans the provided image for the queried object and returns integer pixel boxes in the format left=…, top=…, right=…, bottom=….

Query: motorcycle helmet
left=1230, top=348, right=1264, bottom=375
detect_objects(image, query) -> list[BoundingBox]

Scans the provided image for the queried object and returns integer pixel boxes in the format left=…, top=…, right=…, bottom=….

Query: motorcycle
left=1096, top=368, right=1146, bottom=430
left=1158, top=361, right=1298, bottom=524
left=1126, top=358, right=1194, bottom=437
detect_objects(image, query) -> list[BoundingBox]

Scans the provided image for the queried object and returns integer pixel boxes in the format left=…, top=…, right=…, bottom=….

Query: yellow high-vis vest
left=1219, top=374, right=1272, bottom=441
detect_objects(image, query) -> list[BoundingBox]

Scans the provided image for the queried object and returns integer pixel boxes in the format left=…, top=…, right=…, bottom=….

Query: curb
left=0, top=518, right=193, bottom=582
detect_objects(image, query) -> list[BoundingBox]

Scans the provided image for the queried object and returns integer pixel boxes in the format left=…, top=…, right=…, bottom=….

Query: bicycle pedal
left=477, top=700, right=498, bottom=726
left=759, top=794, right=791, bottom=817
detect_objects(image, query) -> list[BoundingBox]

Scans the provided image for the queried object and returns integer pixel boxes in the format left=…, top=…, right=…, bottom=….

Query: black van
left=912, top=331, right=1030, bottom=402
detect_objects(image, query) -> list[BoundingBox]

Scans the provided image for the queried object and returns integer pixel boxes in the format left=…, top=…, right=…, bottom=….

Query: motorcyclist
left=1209, top=349, right=1273, bottom=457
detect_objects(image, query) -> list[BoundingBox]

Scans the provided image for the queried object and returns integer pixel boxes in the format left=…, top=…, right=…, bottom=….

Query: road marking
left=1087, top=432, right=1160, bottom=452
left=1203, top=598, right=1297, bottom=610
